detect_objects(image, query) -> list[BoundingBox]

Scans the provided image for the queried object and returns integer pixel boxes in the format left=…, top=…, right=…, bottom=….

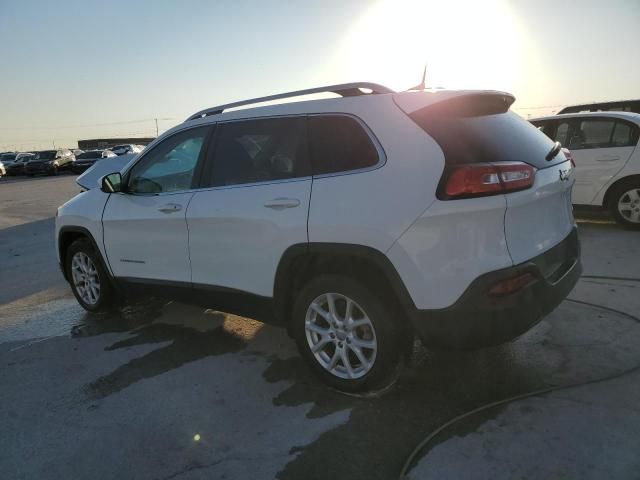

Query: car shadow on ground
left=65, top=293, right=640, bottom=480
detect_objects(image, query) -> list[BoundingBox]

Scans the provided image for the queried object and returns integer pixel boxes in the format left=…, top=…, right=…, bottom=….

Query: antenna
left=407, top=64, right=427, bottom=91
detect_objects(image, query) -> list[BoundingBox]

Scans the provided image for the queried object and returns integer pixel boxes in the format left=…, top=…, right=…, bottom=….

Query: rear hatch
left=395, top=91, right=575, bottom=265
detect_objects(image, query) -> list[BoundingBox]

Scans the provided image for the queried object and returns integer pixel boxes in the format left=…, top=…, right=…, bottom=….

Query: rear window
left=410, top=104, right=564, bottom=169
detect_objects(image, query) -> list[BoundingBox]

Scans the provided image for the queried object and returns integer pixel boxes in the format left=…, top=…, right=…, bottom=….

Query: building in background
left=77, top=137, right=155, bottom=150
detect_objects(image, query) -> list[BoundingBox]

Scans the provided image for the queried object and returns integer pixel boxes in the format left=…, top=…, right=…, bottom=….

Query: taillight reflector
left=444, top=162, right=536, bottom=198
left=488, top=272, right=534, bottom=297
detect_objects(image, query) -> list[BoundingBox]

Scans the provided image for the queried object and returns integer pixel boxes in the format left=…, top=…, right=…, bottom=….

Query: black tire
left=291, top=274, right=402, bottom=393
left=65, top=238, right=115, bottom=312
left=608, top=179, right=640, bottom=230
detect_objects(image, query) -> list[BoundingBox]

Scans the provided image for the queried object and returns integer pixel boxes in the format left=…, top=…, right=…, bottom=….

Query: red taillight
left=561, top=147, right=575, bottom=168
left=488, top=272, right=534, bottom=297
left=444, top=162, right=536, bottom=198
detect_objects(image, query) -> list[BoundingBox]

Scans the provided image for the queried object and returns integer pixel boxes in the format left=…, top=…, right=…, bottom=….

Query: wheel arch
left=273, top=243, right=417, bottom=337
left=58, top=226, right=108, bottom=282
left=602, top=174, right=640, bottom=208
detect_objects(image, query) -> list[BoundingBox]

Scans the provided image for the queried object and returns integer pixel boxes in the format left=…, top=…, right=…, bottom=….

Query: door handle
left=263, top=198, right=300, bottom=210
left=596, top=156, right=620, bottom=162
left=158, top=203, right=182, bottom=214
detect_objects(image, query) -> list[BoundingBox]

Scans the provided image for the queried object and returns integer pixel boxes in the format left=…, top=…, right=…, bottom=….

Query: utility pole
left=155, top=118, right=159, bottom=137
left=52, top=139, right=55, bottom=149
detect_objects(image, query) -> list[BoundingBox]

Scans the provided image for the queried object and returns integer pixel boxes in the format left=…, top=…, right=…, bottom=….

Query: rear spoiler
left=394, top=90, right=515, bottom=118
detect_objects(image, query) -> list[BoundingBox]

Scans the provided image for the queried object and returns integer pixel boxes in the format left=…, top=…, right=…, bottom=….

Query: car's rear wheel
left=66, top=238, right=115, bottom=312
left=291, top=275, right=402, bottom=393
left=609, top=180, right=640, bottom=229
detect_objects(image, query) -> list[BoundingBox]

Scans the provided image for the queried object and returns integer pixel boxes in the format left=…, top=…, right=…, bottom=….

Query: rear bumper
left=409, top=227, right=581, bottom=350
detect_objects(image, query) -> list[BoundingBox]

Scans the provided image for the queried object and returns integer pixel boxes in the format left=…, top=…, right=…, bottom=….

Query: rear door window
left=573, top=119, right=616, bottom=149
left=208, top=117, right=310, bottom=187
left=308, top=115, right=380, bottom=175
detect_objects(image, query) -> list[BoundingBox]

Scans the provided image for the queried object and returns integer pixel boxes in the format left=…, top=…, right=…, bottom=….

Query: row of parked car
left=0, top=144, right=145, bottom=177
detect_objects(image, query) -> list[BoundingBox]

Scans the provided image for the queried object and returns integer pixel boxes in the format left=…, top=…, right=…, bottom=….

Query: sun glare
left=332, top=0, right=541, bottom=97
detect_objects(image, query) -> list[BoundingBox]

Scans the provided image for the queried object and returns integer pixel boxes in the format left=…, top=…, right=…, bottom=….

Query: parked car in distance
left=25, top=149, right=76, bottom=176
left=531, top=112, right=640, bottom=228
left=0, top=160, right=5, bottom=177
left=109, top=144, right=145, bottom=156
left=56, top=83, right=581, bottom=392
left=71, top=149, right=117, bottom=174
left=558, top=99, right=640, bottom=115
left=0, top=152, right=29, bottom=168
left=5, top=153, right=35, bottom=175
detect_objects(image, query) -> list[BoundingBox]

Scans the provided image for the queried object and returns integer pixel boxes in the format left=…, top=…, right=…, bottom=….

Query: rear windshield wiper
left=545, top=141, right=562, bottom=161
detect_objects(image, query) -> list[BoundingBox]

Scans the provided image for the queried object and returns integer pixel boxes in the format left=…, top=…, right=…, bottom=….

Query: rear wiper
left=545, top=141, right=562, bottom=161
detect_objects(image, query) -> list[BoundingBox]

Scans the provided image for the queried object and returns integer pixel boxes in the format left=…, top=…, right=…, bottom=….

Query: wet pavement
left=1, top=176, right=639, bottom=479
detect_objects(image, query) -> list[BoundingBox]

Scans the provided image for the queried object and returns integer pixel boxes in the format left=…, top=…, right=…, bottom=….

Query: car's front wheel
left=66, top=238, right=115, bottom=312
left=609, top=180, right=640, bottom=229
left=291, top=275, right=402, bottom=393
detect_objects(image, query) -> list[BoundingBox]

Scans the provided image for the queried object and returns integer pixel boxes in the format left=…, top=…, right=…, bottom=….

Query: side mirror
left=101, top=172, right=123, bottom=193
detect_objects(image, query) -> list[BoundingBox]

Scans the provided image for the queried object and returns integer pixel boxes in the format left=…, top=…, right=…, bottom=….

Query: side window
left=570, top=119, right=616, bottom=149
left=554, top=121, right=571, bottom=146
left=128, top=126, right=209, bottom=194
left=610, top=121, right=637, bottom=147
left=209, top=117, right=309, bottom=187
left=308, top=115, right=379, bottom=175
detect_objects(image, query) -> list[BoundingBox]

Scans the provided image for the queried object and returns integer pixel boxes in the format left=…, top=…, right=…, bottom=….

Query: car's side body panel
left=187, top=178, right=312, bottom=296
left=101, top=191, right=195, bottom=283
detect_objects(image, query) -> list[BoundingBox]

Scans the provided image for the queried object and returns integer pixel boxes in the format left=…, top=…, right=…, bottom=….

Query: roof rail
left=185, top=82, right=394, bottom=121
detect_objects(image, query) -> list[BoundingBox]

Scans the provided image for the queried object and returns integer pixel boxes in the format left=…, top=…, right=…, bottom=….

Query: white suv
left=531, top=112, right=640, bottom=228
left=56, top=83, right=581, bottom=392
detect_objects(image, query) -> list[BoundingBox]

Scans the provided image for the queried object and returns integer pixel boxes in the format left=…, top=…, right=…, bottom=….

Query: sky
left=0, top=0, right=638, bottom=151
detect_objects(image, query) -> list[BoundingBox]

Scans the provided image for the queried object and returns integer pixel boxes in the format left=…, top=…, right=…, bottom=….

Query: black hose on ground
left=398, top=297, right=640, bottom=479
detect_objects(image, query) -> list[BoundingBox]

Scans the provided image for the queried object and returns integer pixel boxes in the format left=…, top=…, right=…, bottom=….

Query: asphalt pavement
left=1, top=174, right=639, bottom=479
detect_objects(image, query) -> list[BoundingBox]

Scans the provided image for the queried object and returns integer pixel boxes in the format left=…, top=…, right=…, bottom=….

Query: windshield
left=0, top=153, right=17, bottom=161
left=35, top=151, right=56, bottom=160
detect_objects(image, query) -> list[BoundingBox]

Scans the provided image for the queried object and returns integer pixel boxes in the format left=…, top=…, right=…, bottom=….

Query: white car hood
left=76, top=154, right=136, bottom=190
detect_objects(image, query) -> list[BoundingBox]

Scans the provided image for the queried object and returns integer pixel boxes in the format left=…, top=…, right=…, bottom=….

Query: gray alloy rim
left=617, top=188, right=640, bottom=224
left=304, top=293, right=377, bottom=380
left=71, top=252, right=101, bottom=305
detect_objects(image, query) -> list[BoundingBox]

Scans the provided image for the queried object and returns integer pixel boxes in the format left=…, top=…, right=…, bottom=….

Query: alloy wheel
left=71, top=252, right=101, bottom=305
left=304, top=293, right=377, bottom=379
left=617, top=188, right=640, bottom=224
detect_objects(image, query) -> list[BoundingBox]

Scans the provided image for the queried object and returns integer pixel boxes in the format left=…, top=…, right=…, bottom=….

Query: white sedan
left=531, top=112, right=640, bottom=228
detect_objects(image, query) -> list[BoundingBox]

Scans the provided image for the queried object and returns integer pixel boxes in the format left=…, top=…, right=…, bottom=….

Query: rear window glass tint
left=410, top=108, right=563, bottom=169
left=308, top=116, right=379, bottom=175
